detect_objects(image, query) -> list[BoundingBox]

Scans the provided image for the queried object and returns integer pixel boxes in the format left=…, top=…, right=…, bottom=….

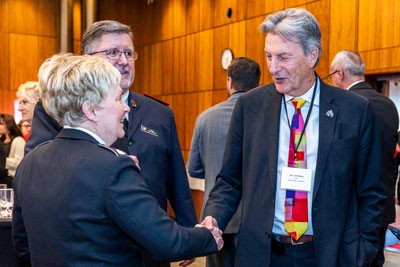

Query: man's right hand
left=196, top=216, right=224, bottom=251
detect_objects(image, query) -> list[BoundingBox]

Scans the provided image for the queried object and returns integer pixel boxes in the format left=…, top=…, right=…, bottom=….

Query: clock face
left=221, top=49, right=234, bottom=70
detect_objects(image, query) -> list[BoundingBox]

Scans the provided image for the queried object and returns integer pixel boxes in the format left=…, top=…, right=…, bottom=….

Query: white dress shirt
left=272, top=79, right=320, bottom=236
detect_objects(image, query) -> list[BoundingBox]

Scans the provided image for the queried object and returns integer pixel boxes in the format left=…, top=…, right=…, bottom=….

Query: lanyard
left=283, top=77, right=318, bottom=163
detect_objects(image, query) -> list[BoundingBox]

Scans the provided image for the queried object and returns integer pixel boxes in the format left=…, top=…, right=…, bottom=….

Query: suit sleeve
left=25, top=100, right=62, bottom=155
left=12, top=162, right=31, bottom=266
left=188, top=116, right=205, bottom=179
left=356, top=102, right=387, bottom=264
left=165, top=111, right=198, bottom=227
left=106, top=156, right=217, bottom=261
left=203, top=98, right=243, bottom=230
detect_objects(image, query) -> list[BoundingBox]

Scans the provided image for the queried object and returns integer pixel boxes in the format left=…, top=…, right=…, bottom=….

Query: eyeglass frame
left=323, top=70, right=338, bottom=81
left=89, top=49, right=138, bottom=61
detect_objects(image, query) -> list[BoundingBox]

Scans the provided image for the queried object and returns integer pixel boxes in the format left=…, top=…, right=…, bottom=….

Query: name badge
left=281, top=167, right=312, bottom=192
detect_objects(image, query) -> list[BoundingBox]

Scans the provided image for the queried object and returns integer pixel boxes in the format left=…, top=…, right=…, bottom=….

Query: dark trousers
left=271, top=238, right=316, bottom=267
left=370, top=224, right=388, bottom=267
left=206, top=233, right=237, bottom=267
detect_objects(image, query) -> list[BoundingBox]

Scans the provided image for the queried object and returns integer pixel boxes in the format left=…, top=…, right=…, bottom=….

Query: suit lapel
left=313, top=83, right=338, bottom=197
left=263, top=87, right=282, bottom=192
left=127, top=92, right=143, bottom=140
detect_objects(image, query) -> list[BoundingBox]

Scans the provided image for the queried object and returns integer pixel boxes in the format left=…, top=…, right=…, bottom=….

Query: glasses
left=323, top=70, right=338, bottom=82
left=89, top=49, right=138, bottom=61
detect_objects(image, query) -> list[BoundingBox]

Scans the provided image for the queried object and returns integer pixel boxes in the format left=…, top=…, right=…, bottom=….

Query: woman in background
left=0, top=114, right=25, bottom=186
left=17, top=120, right=32, bottom=140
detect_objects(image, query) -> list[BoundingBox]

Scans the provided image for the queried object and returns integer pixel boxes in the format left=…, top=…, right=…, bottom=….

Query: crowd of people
left=0, top=6, right=399, bottom=267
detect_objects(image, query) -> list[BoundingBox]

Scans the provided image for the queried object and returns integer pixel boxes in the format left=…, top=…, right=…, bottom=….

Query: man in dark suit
left=13, top=54, right=223, bottom=267
left=25, top=20, right=197, bottom=266
left=330, top=50, right=399, bottom=267
left=201, top=8, right=386, bottom=267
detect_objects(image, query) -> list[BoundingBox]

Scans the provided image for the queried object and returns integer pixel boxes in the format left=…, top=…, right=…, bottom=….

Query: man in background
left=330, top=50, right=399, bottom=267
left=25, top=20, right=197, bottom=267
left=202, top=8, right=385, bottom=266
left=188, top=57, right=261, bottom=267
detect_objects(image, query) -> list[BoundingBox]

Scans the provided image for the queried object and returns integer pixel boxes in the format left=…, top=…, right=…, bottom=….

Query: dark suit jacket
left=349, top=81, right=399, bottom=225
left=26, top=92, right=197, bottom=228
left=204, top=79, right=386, bottom=267
left=13, top=129, right=217, bottom=267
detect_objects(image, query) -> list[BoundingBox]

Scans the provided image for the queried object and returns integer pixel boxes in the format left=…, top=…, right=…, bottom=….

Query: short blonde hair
left=38, top=53, right=121, bottom=126
left=16, top=81, right=41, bottom=104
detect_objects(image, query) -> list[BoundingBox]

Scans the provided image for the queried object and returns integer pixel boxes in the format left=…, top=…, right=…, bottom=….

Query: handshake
left=195, top=216, right=224, bottom=251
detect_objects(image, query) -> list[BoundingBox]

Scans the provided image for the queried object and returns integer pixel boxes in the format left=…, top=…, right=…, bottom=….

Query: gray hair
left=259, top=8, right=322, bottom=67
left=81, top=20, right=133, bottom=54
left=332, top=50, right=365, bottom=76
left=16, top=81, right=41, bottom=103
left=38, top=53, right=121, bottom=126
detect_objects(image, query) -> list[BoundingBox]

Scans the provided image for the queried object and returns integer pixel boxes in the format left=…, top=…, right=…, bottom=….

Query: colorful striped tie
left=284, top=98, right=308, bottom=241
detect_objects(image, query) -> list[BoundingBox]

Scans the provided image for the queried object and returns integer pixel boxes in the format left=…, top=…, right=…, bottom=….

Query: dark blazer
left=349, top=81, right=399, bottom=225
left=13, top=129, right=217, bottom=267
left=204, top=79, right=386, bottom=267
left=26, top=92, right=197, bottom=228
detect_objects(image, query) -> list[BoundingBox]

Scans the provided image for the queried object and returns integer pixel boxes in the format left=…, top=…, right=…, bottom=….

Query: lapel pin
left=325, top=110, right=334, bottom=118
left=131, top=99, right=137, bottom=108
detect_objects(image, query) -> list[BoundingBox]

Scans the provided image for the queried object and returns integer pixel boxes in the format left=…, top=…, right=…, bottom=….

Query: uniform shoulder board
left=144, top=93, right=170, bottom=106
left=98, top=144, right=127, bottom=156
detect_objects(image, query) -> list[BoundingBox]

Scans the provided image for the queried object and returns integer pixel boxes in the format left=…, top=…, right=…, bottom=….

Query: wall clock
left=221, top=48, right=234, bottom=70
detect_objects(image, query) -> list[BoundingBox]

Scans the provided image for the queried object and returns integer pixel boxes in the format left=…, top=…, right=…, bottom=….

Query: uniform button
left=128, top=141, right=134, bottom=146
left=265, top=232, right=271, bottom=238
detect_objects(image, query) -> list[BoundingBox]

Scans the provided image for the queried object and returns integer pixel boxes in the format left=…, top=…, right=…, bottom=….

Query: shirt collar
left=283, top=79, right=320, bottom=106
left=347, top=80, right=364, bottom=90
left=64, top=125, right=106, bottom=145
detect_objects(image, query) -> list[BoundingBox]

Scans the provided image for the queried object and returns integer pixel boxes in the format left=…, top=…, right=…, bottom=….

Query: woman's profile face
left=0, top=119, right=9, bottom=135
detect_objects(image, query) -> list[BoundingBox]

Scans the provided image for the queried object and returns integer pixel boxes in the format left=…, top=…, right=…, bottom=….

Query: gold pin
left=131, top=99, right=137, bottom=108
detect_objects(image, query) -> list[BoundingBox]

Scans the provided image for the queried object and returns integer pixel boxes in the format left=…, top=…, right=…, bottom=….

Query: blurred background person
left=16, top=82, right=41, bottom=121
left=188, top=57, right=261, bottom=267
left=16, top=81, right=41, bottom=140
left=13, top=53, right=222, bottom=267
left=330, top=50, right=399, bottom=267
left=0, top=114, right=25, bottom=187
left=17, top=120, right=32, bottom=141
left=0, top=138, right=5, bottom=183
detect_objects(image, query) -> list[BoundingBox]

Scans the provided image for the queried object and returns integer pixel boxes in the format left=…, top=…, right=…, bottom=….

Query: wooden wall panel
left=247, top=0, right=264, bottom=19
left=213, top=25, right=229, bottom=90
left=173, top=37, right=186, bottom=93
left=245, top=17, right=267, bottom=85
left=307, top=0, right=330, bottom=77
left=214, top=0, right=245, bottom=27
left=9, top=0, right=37, bottom=34
left=186, top=0, right=200, bottom=34
left=173, top=0, right=186, bottom=38
left=183, top=92, right=199, bottom=151
left=9, top=34, right=39, bottom=90
left=286, top=0, right=308, bottom=8
left=329, top=0, right=357, bottom=67
left=198, top=30, right=214, bottom=90
left=149, top=43, right=162, bottom=96
left=358, top=0, right=400, bottom=51
left=0, top=0, right=9, bottom=32
left=8, top=0, right=57, bottom=37
left=229, top=21, right=247, bottom=59
left=0, top=33, right=10, bottom=91
left=160, top=0, right=174, bottom=41
left=185, top=33, right=200, bottom=91
left=38, top=36, right=58, bottom=66
left=36, top=0, right=58, bottom=37
left=0, top=90, right=13, bottom=114
left=161, top=40, right=174, bottom=94
left=265, top=0, right=284, bottom=14
left=199, top=0, right=214, bottom=31
left=360, top=47, right=400, bottom=74
left=168, top=93, right=186, bottom=150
